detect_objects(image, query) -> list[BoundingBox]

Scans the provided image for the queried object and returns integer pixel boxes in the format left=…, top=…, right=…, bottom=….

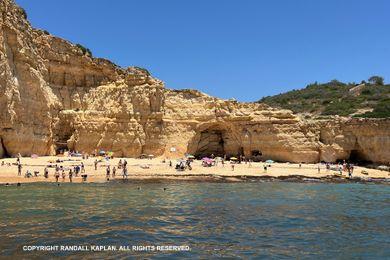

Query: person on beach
left=112, top=166, right=116, bottom=178
left=76, top=165, right=81, bottom=176
left=17, top=163, right=22, bottom=176
left=69, top=169, right=73, bottom=183
left=25, top=170, right=32, bottom=178
left=347, top=163, right=353, bottom=178
left=123, top=159, right=128, bottom=168
left=62, top=169, right=66, bottom=181
left=55, top=170, right=60, bottom=182
left=81, top=162, right=85, bottom=173
left=248, top=159, right=252, bottom=168
left=263, top=164, right=268, bottom=172
left=94, top=159, right=98, bottom=170
left=299, top=163, right=302, bottom=168
left=231, top=164, right=235, bottom=171
left=118, top=159, right=122, bottom=169
left=317, top=164, right=321, bottom=173
left=169, top=160, right=172, bottom=167
left=186, top=160, right=192, bottom=170
left=343, top=161, right=347, bottom=172
left=106, top=165, right=111, bottom=178
left=1, top=161, right=4, bottom=166
left=123, top=167, right=128, bottom=179
left=44, top=167, right=49, bottom=178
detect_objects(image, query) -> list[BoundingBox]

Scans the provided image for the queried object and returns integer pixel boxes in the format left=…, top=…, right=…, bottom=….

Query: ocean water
left=0, top=182, right=389, bottom=259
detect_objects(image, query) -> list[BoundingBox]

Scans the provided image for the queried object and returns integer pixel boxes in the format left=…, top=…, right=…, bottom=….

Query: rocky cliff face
left=1, top=0, right=389, bottom=164
left=0, top=0, right=60, bottom=156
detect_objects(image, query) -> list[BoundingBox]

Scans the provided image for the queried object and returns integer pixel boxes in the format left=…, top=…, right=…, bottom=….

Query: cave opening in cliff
left=54, top=133, right=72, bottom=154
left=0, top=137, right=10, bottom=158
left=194, top=130, right=225, bottom=158
left=55, top=142, right=69, bottom=154
left=348, top=149, right=370, bottom=164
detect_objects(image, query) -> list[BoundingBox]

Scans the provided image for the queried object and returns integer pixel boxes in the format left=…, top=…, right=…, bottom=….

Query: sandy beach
left=0, top=156, right=389, bottom=184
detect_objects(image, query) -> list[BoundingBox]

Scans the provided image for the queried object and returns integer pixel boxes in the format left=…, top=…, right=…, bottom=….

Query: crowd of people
left=51, top=162, right=86, bottom=182
left=324, top=161, right=355, bottom=178
left=5, top=153, right=132, bottom=183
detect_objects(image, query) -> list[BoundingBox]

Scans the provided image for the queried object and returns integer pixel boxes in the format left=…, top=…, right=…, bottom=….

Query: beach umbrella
left=31, top=154, right=38, bottom=159
left=202, top=158, right=215, bottom=165
left=230, top=157, right=238, bottom=161
left=148, top=154, right=154, bottom=158
left=186, top=155, right=195, bottom=159
left=265, top=159, right=274, bottom=163
left=99, top=150, right=106, bottom=155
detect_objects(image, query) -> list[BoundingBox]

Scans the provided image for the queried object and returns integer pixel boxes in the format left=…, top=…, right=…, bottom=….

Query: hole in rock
left=194, top=130, right=225, bottom=158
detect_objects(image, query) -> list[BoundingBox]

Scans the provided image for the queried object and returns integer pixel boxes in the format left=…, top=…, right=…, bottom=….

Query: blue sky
left=17, top=0, right=390, bottom=101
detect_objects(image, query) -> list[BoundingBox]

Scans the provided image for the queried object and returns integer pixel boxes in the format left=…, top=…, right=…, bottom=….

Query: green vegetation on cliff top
left=258, top=77, right=390, bottom=118
left=75, top=43, right=92, bottom=57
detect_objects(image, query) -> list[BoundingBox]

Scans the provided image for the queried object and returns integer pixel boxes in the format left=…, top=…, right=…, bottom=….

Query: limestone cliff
left=0, top=0, right=389, bottom=164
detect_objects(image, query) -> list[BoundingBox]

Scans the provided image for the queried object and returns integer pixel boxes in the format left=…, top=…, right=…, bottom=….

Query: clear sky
left=16, top=0, right=390, bottom=101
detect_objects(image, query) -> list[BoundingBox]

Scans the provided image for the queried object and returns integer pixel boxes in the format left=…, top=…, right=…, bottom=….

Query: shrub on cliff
left=368, top=75, right=384, bottom=85
left=20, top=7, right=27, bottom=19
left=354, top=99, right=390, bottom=118
left=76, top=43, right=92, bottom=57
left=134, top=66, right=150, bottom=76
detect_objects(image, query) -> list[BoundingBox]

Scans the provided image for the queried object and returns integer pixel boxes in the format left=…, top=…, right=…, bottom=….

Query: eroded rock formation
left=1, top=0, right=389, bottom=163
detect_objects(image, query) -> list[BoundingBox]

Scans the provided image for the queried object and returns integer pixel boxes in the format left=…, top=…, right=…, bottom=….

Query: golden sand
left=0, top=156, right=388, bottom=184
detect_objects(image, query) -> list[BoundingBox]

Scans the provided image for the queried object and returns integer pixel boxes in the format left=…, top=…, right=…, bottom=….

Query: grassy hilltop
left=258, top=76, right=390, bottom=118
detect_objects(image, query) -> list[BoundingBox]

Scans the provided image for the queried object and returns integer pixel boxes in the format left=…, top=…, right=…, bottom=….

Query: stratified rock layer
left=1, top=0, right=389, bottom=163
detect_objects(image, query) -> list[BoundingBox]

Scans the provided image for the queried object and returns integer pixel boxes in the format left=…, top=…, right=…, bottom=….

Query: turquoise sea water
left=0, top=182, right=389, bottom=258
